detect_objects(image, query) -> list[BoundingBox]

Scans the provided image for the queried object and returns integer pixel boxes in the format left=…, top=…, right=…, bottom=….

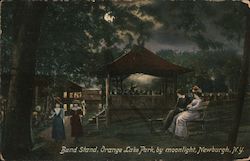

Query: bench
left=148, top=101, right=212, bottom=134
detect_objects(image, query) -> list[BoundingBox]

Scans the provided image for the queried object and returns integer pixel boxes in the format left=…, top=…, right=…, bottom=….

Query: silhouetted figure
left=168, top=86, right=203, bottom=138
left=163, top=89, right=193, bottom=130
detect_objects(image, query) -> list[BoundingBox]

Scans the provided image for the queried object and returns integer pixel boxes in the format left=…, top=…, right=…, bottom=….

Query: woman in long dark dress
left=50, top=104, right=66, bottom=142
left=70, top=103, right=83, bottom=142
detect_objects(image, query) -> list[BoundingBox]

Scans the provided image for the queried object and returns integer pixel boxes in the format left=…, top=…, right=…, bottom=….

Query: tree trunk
left=0, top=1, right=2, bottom=98
left=225, top=4, right=250, bottom=160
left=0, top=0, right=3, bottom=152
left=3, top=2, right=47, bottom=158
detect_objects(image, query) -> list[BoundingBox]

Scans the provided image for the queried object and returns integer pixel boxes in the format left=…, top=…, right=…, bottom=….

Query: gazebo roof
left=104, top=46, right=191, bottom=77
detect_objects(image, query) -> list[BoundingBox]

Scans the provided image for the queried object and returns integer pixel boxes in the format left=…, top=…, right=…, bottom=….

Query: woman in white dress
left=168, top=86, right=202, bottom=138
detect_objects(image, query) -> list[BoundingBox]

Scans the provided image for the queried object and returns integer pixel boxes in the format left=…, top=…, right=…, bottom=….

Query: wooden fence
left=108, top=92, right=249, bottom=123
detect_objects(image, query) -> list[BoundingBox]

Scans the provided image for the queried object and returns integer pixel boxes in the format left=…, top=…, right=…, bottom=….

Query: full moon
left=104, top=12, right=115, bottom=23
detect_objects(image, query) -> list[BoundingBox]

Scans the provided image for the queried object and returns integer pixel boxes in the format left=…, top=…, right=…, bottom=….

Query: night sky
left=115, top=0, right=245, bottom=53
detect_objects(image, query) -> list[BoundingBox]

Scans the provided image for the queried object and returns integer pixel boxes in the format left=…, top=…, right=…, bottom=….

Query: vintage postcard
left=0, top=0, right=250, bottom=161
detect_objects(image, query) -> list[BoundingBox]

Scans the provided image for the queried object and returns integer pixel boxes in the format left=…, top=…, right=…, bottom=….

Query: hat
left=55, top=97, right=62, bottom=104
left=192, top=85, right=202, bottom=93
left=71, top=105, right=81, bottom=111
left=176, top=89, right=185, bottom=95
left=72, top=100, right=81, bottom=104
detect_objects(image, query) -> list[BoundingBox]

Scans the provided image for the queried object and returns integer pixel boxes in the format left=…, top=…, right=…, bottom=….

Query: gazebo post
left=173, top=73, right=177, bottom=101
left=35, top=86, right=39, bottom=105
left=120, top=77, right=123, bottom=92
left=105, top=74, right=110, bottom=127
left=163, top=77, right=168, bottom=106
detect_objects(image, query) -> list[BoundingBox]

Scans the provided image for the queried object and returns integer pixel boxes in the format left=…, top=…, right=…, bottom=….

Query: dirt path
left=39, top=116, right=74, bottom=145
left=36, top=116, right=76, bottom=160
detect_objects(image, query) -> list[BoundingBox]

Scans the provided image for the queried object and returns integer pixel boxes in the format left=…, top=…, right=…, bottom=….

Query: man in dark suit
left=163, top=89, right=193, bottom=131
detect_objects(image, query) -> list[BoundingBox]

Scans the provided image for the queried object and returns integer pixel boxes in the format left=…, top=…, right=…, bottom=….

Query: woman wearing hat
left=168, top=86, right=202, bottom=138
left=70, top=102, right=84, bottom=143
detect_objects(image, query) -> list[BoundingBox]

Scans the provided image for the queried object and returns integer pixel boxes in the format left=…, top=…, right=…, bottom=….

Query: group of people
left=50, top=100, right=86, bottom=143
left=163, top=85, right=203, bottom=139
left=50, top=86, right=203, bottom=141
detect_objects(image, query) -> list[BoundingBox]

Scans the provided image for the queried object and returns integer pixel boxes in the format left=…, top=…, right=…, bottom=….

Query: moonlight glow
left=104, top=12, right=115, bottom=23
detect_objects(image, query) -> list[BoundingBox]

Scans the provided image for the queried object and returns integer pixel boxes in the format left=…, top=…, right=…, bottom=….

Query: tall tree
left=4, top=1, right=47, bottom=158
left=1, top=1, right=150, bottom=157
left=0, top=1, right=2, bottom=98
left=157, top=49, right=241, bottom=92
left=226, top=3, right=250, bottom=160
left=31, top=1, right=152, bottom=83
